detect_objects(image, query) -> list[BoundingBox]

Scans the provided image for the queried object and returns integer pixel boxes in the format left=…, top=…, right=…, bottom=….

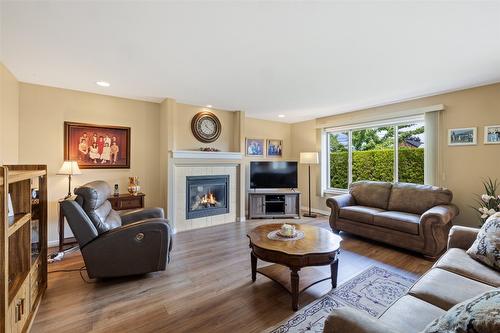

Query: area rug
left=267, top=266, right=416, bottom=333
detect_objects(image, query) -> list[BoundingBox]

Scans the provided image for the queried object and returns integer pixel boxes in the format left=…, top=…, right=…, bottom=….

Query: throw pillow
left=466, top=212, right=500, bottom=271
left=422, top=289, right=500, bottom=333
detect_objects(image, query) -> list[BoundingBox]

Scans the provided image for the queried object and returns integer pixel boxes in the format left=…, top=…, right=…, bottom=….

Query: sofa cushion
left=339, top=205, right=385, bottom=225
left=466, top=213, right=500, bottom=271
left=373, top=211, right=420, bottom=235
left=409, top=268, right=494, bottom=310
left=379, top=295, right=445, bottom=333
left=387, top=183, right=453, bottom=215
left=349, top=181, right=393, bottom=210
left=421, top=289, right=500, bottom=333
left=434, top=248, right=500, bottom=286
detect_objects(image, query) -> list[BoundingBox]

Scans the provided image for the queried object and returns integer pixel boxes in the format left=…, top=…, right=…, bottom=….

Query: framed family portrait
left=267, top=139, right=283, bottom=157
left=484, top=125, right=500, bottom=144
left=448, top=127, right=477, bottom=146
left=246, top=138, right=265, bottom=156
left=64, top=122, right=131, bottom=169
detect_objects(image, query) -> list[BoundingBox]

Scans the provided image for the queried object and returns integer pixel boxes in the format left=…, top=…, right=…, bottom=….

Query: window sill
left=323, top=189, right=348, bottom=196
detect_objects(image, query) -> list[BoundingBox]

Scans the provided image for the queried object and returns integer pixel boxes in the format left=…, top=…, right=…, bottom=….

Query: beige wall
left=18, top=83, right=161, bottom=245
left=0, top=63, right=19, bottom=164
left=243, top=118, right=293, bottom=194
left=292, top=83, right=500, bottom=227
left=175, top=103, right=238, bottom=152
left=290, top=119, right=321, bottom=211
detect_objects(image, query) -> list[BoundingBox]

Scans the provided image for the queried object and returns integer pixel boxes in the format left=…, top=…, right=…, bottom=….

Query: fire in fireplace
left=193, top=191, right=219, bottom=209
left=186, top=175, right=229, bottom=219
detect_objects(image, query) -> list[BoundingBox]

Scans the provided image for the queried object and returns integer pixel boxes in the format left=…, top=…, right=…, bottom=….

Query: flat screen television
left=250, top=161, right=298, bottom=189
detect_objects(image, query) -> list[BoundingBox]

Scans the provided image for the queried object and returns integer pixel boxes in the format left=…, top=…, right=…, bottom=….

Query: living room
left=0, top=1, right=499, bottom=333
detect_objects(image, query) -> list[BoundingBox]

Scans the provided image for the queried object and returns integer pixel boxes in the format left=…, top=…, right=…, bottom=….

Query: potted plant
left=475, top=178, right=500, bottom=225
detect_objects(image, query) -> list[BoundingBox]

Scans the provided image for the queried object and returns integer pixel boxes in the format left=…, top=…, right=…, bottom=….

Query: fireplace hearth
left=186, top=175, right=229, bottom=219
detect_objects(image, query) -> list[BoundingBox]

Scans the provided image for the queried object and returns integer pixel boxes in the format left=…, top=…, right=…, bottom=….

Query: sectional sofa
left=323, top=225, right=500, bottom=332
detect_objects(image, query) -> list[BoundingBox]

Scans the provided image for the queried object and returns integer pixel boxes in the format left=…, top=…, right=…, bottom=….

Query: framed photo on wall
left=245, top=138, right=265, bottom=156
left=266, top=139, right=283, bottom=157
left=484, top=125, right=500, bottom=144
left=64, top=122, right=131, bottom=169
left=448, top=127, right=477, bottom=146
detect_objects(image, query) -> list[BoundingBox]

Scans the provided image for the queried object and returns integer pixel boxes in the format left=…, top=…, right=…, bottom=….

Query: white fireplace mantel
left=171, top=150, right=243, bottom=160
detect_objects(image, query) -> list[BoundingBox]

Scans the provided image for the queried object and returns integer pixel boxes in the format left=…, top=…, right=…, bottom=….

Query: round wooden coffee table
left=247, top=223, right=341, bottom=310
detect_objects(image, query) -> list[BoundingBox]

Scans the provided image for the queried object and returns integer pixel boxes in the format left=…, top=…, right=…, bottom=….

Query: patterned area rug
left=267, top=266, right=416, bottom=333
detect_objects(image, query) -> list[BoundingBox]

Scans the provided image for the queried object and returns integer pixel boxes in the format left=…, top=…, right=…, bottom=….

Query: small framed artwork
left=267, top=139, right=283, bottom=157
left=64, top=122, right=131, bottom=169
left=448, top=127, right=477, bottom=146
left=245, top=138, right=265, bottom=156
left=484, top=125, right=500, bottom=144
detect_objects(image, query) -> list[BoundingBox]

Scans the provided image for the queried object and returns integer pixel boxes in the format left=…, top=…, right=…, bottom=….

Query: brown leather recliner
left=326, top=181, right=459, bottom=258
left=61, top=181, right=173, bottom=278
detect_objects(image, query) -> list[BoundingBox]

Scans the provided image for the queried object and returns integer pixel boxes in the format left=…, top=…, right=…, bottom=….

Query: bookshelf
left=1, top=165, right=47, bottom=333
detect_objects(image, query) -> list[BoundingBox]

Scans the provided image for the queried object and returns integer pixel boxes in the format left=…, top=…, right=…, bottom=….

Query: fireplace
left=186, top=175, right=229, bottom=219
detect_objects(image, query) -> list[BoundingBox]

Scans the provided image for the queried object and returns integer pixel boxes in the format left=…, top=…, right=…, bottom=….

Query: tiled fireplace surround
left=169, top=151, right=244, bottom=232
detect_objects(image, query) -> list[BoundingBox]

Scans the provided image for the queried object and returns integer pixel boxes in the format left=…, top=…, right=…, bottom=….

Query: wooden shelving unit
left=1, top=165, right=47, bottom=333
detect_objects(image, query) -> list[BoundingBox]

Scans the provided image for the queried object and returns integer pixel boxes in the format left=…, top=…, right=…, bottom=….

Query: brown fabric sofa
left=323, top=226, right=500, bottom=333
left=326, top=181, right=459, bottom=257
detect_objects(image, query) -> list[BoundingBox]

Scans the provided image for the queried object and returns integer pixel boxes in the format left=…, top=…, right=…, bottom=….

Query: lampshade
left=57, top=161, right=82, bottom=175
left=299, top=152, right=319, bottom=164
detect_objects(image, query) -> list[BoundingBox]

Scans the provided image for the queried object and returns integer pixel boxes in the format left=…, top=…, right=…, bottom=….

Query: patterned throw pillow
left=466, top=213, right=500, bottom=271
left=422, top=289, right=500, bottom=333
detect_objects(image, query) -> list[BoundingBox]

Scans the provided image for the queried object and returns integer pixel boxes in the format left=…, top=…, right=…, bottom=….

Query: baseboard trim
left=48, top=240, right=59, bottom=248
left=300, top=206, right=330, bottom=216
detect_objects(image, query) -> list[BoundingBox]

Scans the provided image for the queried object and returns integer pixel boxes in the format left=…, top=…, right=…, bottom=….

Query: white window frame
left=322, top=115, right=425, bottom=194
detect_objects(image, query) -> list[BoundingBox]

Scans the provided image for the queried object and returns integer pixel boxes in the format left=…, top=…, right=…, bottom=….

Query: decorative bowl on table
left=277, top=223, right=297, bottom=238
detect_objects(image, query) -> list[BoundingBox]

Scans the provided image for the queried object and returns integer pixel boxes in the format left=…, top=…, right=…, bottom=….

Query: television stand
left=248, top=189, right=301, bottom=219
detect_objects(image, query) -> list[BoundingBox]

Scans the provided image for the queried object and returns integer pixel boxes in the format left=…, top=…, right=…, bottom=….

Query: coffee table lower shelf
left=256, top=264, right=335, bottom=310
left=257, top=264, right=331, bottom=294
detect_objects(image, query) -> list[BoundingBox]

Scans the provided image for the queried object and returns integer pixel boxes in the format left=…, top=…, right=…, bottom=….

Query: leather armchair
left=61, top=181, right=173, bottom=278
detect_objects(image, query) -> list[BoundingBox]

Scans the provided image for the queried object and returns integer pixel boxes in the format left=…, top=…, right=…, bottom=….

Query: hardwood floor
left=31, top=216, right=433, bottom=333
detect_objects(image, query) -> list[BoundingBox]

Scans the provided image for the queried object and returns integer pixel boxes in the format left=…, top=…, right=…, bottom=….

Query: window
left=325, top=119, right=425, bottom=191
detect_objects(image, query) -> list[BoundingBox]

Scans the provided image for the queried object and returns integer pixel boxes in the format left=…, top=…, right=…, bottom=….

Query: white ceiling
left=2, top=1, right=500, bottom=123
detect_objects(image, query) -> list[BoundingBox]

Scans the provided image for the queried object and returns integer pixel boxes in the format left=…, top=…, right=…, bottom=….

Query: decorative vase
left=128, top=177, right=140, bottom=196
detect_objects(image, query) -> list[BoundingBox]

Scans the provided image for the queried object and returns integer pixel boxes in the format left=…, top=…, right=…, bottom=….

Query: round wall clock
left=191, top=111, right=222, bottom=143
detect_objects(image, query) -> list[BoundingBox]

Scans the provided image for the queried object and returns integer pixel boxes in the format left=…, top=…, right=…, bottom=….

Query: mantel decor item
left=484, top=125, right=500, bottom=144
left=57, top=160, right=82, bottom=198
left=199, top=147, right=220, bottom=152
left=448, top=127, right=477, bottom=146
left=128, top=177, right=140, bottom=196
left=64, top=121, right=131, bottom=169
left=191, top=111, right=222, bottom=143
left=300, top=152, right=319, bottom=218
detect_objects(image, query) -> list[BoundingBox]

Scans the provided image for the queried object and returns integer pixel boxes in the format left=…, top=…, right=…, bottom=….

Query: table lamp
left=300, top=152, right=319, bottom=218
left=57, top=160, right=82, bottom=198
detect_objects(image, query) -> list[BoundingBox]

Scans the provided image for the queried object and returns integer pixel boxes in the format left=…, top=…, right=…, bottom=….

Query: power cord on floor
left=48, top=265, right=96, bottom=283
left=47, top=245, right=80, bottom=263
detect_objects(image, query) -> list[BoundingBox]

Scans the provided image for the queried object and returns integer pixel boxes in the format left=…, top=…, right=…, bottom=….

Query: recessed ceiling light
left=96, top=81, right=110, bottom=87
left=278, top=114, right=285, bottom=118
left=206, top=104, right=213, bottom=108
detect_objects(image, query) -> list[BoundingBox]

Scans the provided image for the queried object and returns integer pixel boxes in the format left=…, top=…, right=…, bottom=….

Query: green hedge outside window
left=330, top=148, right=424, bottom=189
